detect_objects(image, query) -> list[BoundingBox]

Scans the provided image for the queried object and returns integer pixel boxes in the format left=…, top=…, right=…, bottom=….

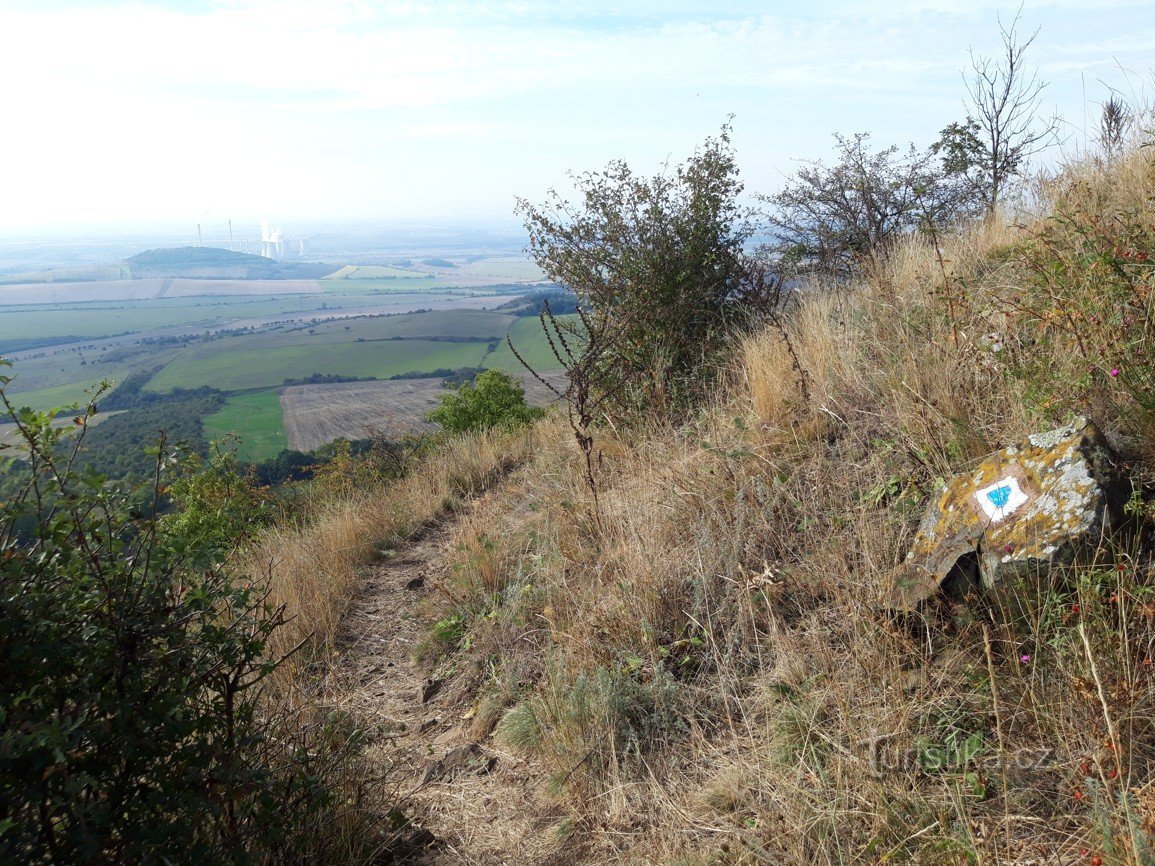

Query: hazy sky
left=0, top=0, right=1152, bottom=235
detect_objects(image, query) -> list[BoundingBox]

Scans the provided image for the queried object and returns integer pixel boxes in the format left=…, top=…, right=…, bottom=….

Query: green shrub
left=516, top=124, right=779, bottom=420
left=1003, top=174, right=1155, bottom=446
left=425, top=369, right=544, bottom=434
left=0, top=366, right=363, bottom=864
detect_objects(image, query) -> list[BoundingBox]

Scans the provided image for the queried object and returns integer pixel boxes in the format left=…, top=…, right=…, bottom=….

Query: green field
left=0, top=265, right=554, bottom=466
left=145, top=339, right=490, bottom=393
left=202, top=390, right=287, bottom=462
left=484, top=315, right=576, bottom=373
left=305, top=309, right=513, bottom=341
left=1, top=378, right=115, bottom=413
left=0, top=291, right=478, bottom=344
left=0, top=304, right=224, bottom=342
left=457, top=257, right=545, bottom=282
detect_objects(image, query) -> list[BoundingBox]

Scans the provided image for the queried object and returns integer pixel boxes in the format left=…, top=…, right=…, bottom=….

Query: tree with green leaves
left=516, top=124, right=778, bottom=420
left=425, top=369, right=544, bottom=434
left=0, top=364, right=372, bottom=864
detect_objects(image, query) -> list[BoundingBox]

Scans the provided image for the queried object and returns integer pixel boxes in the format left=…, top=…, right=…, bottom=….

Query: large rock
left=886, top=417, right=1122, bottom=610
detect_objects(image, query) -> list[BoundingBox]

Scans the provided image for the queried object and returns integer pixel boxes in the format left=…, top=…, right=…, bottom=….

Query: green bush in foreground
left=0, top=364, right=363, bottom=864
left=426, top=369, right=544, bottom=434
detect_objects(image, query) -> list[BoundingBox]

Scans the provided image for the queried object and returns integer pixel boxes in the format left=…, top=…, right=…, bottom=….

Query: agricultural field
left=280, top=372, right=567, bottom=452
left=303, top=308, right=515, bottom=341
left=1, top=379, right=126, bottom=415
left=146, top=339, right=489, bottom=393
left=0, top=278, right=331, bottom=306
left=0, top=409, right=122, bottom=449
left=0, top=287, right=510, bottom=345
left=280, top=379, right=444, bottom=450
left=323, top=265, right=431, bottom=280
left=0, top=241, right=562, bottom=470
left=202, top=390, right=286, bottom=463
left=483, top=314, right=579, bottom=372
left=1, top=295, right=526, bottom=394
left=455, top=257, right=545, bottom=282
left=197, top=311, right=567, bottom=454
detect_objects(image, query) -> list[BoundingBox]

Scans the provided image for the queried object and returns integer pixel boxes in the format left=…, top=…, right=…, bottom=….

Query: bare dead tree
left=765, top=132, right=978, bottom=279
left=506, top=297, right=621, bottom=525
left=958, top=9, right=1059, bottom=212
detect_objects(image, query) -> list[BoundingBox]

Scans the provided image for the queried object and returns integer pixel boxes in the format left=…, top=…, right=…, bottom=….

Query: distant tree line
left=282, top=372, right=378, bottom=387
left=1, top=334, right=85, bottom=354
left=99, top=368, right=219, bottom=411
left=388, top=365, right=487, bottom=383
left=508, top=289, right=579, bottom=316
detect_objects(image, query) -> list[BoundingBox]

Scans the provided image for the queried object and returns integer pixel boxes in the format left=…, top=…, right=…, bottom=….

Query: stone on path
left=886, top=416, right=1122, bottom=610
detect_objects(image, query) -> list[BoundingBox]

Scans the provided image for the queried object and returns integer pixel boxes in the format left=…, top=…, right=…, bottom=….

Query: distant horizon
left=0, top=215, right=538, bottom=274
left=0, top=0, right=1153, bottom=233
left=0, top=214, right=529, bottom=241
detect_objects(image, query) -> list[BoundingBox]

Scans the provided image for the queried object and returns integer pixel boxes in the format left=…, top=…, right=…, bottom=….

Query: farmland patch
left=323, top=265, right=431, bottom=280
left=280, top=373, right=565, bottom=452
left=202, top=390, right=287, bottom=463
left=0, top=278, right=328, bottom=306
left=145, top=339, right=490, bottom=393
left=483, top=314, right=578, bottom=373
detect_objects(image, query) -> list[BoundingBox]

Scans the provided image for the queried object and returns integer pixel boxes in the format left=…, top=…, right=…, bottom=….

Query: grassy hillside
left=126, top=246, right=272, bottom=268
left=246, top=145, right=1155, bottom=863
left=8, top=130, right=1153, bottom=863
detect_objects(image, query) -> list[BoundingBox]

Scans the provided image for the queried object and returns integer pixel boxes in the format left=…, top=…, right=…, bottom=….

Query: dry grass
left=412, top=144, right=1155, bottom=862
left=218, top=142, right=1155, bottom=863
left=242, top=425, right=538, bottom=675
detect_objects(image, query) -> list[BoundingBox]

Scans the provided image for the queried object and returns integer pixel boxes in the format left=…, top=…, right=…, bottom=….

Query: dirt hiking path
left=332, top=513, right=563, bottom=865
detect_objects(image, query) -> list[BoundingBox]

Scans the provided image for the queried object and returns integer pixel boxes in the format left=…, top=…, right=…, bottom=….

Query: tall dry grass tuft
left=244, top=426, right=538, bottom=676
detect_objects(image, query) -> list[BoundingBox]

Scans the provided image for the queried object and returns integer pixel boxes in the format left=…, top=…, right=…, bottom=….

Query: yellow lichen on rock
left=886, top=417, right=1120, bottom=609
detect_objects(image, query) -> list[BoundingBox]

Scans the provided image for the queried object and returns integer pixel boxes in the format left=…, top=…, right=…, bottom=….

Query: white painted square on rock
left=975, top=476, right=1028, bottom=522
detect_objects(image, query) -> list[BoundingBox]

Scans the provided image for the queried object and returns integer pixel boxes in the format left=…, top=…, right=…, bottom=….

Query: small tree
left=516, top=124, right=775, bottom=419
left=425, top=369, right=544, bottom=434
left=935, top=11, right=1058, bottom=213
left=763, top=132, right=976, bottom=279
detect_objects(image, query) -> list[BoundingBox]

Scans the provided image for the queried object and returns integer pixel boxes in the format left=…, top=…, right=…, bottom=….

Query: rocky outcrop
left=886, top=417, right=1122, bottom=610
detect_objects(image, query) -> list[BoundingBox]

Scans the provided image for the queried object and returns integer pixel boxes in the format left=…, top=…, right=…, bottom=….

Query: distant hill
left=125, top=247, right=335, bottom=280
left=126, top=246, right=269, bottom=268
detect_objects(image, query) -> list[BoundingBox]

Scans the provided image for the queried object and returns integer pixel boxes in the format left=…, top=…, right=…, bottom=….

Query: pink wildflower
left=1020, top=654, right=1032, bottom=664
left=1110, top=368, right=1120, bottom=378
